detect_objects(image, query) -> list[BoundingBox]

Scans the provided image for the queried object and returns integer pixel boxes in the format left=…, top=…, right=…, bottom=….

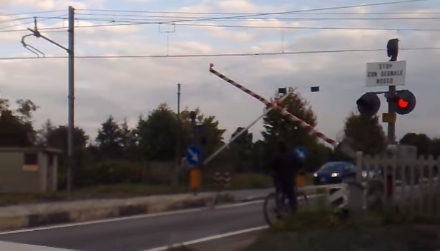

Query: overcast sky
left=1, top=0, right=440, bottom=146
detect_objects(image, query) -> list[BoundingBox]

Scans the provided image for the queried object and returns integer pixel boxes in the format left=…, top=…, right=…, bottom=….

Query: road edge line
left=142, top=225, right=269, bottom=251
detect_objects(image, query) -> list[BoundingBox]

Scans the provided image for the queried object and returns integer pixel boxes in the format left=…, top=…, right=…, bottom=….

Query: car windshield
left=319, top=162, right=344, bottom=172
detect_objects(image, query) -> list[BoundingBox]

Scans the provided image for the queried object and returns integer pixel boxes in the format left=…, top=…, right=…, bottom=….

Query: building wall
left=0, top=152, right=40, bottom=193
left=0, top=149, right=59, bottom=193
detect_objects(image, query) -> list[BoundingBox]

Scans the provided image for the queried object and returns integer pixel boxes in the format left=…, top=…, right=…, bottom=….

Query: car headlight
left=331, top=173, right=339, bottom=178
left=313, top=173, right=317, bottom=177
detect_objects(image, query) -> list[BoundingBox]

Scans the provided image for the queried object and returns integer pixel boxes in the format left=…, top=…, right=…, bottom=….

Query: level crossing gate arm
left=209, top=63, right=356, bottom=159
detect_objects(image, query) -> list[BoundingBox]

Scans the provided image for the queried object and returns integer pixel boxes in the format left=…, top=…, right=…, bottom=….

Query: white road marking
left=215, top=200, right=263, bottom=209
left=141, top=225, right=269, bottom=251
left=0, top=199, right=264, bottom=235
left=0, top=241, right=77, bottom=251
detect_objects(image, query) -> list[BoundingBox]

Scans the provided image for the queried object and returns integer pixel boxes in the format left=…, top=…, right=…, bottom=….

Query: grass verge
left=0, top=172, right=275, bottom=206
left=242, top=209, right=440, bottom=251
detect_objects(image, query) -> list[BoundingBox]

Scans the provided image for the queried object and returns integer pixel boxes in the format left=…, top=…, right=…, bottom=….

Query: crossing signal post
left=360, top=38, right=416, bottom=145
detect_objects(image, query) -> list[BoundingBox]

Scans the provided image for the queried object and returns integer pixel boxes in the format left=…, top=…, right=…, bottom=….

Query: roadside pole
left=21, top=6, right=76, bottom=197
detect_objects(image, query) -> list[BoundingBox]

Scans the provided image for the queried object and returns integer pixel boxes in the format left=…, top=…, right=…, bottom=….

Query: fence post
left=409, top=155, right=416, bottom=217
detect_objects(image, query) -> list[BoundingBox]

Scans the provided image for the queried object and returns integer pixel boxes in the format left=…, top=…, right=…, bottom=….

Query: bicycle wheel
left=263, top=192, right=279, bottom=226
left=263, top=192, right=290, bottom=226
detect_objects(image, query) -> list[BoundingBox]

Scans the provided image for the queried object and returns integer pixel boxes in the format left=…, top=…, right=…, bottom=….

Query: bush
left=271, top=210, right=353, bottom=232
left=230, top=173, right=272, bottom=189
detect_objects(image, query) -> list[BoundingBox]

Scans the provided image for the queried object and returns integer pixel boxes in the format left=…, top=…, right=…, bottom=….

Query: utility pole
left=174, top=83, right=181, bottom=186
left=20, top=6, right=75, bottom=196
left=66, top=6, right=75, bottom=196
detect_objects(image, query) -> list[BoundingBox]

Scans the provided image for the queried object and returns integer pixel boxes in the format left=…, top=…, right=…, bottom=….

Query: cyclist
left=269, top=140, right=302, bottom=213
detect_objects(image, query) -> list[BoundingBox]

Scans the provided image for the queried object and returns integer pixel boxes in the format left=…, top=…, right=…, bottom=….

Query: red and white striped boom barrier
left=209, top=63, right=354, bottom=157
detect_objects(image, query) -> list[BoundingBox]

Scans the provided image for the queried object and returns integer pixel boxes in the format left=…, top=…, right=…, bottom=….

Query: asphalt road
left=0, top=184, right=422, bottom=251
left=0, top=202, right=268, bottom=251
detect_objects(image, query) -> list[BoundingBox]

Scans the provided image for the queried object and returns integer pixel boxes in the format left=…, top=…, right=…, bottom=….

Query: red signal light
left=397, top=98, right=409, bottom=109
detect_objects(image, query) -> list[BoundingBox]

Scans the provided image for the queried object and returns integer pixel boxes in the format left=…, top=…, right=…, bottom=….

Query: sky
left=1, top=0, right=440, bottom=147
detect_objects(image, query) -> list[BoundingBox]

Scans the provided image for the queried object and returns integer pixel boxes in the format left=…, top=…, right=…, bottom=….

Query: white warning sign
left=366, top=61, right=406, bottom=87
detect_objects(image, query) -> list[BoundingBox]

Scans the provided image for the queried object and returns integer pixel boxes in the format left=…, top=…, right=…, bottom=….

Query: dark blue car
left=313, top=161, right=356, bottom=185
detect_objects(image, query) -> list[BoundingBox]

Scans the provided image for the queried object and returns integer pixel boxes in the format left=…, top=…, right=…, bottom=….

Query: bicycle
left=263, top=187, right=308, bottom=226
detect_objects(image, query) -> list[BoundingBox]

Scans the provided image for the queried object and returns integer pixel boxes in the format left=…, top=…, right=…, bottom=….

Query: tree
left=42, top=124, right=91, bottom=189
left=0, top=98, right=38, bottom=147
left=430, top=138, right=440, bottom=157
left=95, top=116, right=123, bottom=159
left=261, top=91, right=325, bottom=170
left=36, top=119, right=56, bottom=146
left=119, top=118, right=137, bottom=159
left=229, top=127, right=253, bottom=172
left=262, top=91, right=317, bottom=153
left=45, top=125, right=89, bottom=152
left=343, top=112, right=386, bottom=155
left=399, top=133, right=431, bottom=157
left=137, top=103, right=179, bottom=161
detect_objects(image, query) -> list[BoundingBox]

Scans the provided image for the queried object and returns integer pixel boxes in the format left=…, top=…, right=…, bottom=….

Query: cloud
left=3, top=0, right=96, bottom=10
left=217, top=0, right=260, bottom=12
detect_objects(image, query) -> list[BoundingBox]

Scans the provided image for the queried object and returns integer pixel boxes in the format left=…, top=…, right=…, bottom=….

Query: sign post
left=185, top=144, right=202, bottom=194
left=364, top=39, right=407, bottom=144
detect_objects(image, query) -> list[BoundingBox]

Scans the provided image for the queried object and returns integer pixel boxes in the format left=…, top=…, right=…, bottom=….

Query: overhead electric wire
left=0, top=10, right=65, bottom=16
left=71, top=16, right=440, bottom=21
left=0, top=17, right=33, bottom=25
left=0, top=47, right=438, bottom=61
left=2, top=18, right=440, bottom=33
left=0, top=14, right=67, bottom=31
left=0, top=0, right=432, bottom=32
left=75, top=10, right=440, bottom=15
left=77, top=0, right=429, bottom=23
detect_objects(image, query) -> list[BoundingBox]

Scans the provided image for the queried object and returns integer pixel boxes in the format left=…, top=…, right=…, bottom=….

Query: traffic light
left=387, top=38, right=399, bottom=61
left=356, top=92, right=381, bottom=117
left=387, top=90, right=416, bottom=115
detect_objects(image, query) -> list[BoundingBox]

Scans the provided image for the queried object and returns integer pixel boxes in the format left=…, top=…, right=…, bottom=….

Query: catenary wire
left=0, top=47, right=438, bottom=61
left=2, top=19, right=440, bottom=33
left=77, top=0, right=429, bottom=23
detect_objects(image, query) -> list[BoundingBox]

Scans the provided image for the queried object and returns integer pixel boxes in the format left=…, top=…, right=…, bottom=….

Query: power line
left=0, top=0, right=431, bottom=32
left=75, top=10, right=440, bottom=15
left=73, top=12, right=440, bottom=20
left=72, top=16, right=440, bottom=22
left=0, top=10, right=64, bottom=16
left=77, top=0, right=429, bottom=23
left=0, top=17, right=33, bottom=25
left=0, top=47, right=438, bottom=61
left=0, top=15, right=67, bottom=32
left=174, top=23, right=440, bottom=32
left=3, top=19, right=440, bottom=33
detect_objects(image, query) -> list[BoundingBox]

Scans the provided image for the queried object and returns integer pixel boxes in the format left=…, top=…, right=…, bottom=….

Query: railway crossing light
left=387, top=90, right=416, bottom=115
left=356, top=92, right=381, bottom=117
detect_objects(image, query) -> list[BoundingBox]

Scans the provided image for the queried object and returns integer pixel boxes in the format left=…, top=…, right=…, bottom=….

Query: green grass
left=0, top=172, right=276, bottom=206
left=242, top=225, right=440, bottom=251
left=0, top=183, right=190, bottom=206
